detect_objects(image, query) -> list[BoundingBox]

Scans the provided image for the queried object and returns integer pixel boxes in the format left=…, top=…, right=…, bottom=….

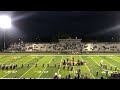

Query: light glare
left=0, top=15, right=12, bottom=29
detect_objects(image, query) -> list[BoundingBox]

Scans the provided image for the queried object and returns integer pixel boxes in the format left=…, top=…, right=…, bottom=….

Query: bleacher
left=6, top=39, right=120, bottom=53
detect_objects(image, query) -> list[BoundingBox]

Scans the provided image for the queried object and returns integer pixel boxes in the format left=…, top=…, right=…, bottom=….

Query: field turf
left=0, top=54, right=120, bottom=79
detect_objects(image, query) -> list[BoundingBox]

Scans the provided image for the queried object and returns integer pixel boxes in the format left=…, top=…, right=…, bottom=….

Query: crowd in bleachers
left=6, top=39, right=120, bottom=53
left=7, top=41, right=25, bottom=52
left=82, top=43, right=120, bottom=52
left=47, top=42, right=81, bottom=52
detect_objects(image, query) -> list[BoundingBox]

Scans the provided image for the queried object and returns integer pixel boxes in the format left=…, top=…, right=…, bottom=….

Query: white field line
left=2, top=60, right=11, bottom=64
left=37, top=78, right=52, bottom=79
left=38, top=56, right=55, bottom=78
left=1, top=57, right=36, bottom=78
left=0, top=77, right=52, bottom=79
left=108, top=56, right=120, bottom=64
left=89, top=57, right=102, bottom=67
left=102, top=56, right=120, bottom=70
left=71, top=56, right=76, bottom=76
left=13, top=56, right=30, bottom=64
left=80, top=56, right=95, bottom=79
left=0, top=56, right=27, bottom=68
left=98, top=56, right=116, bottom=67
left=57, top=56, right=63, bottom=74
left=0, top=56, right=29, bottom=67
left=2, top=56, right=29, bottom=65
left=89, top=56, right=110, bottom=75
left=1, top=56, right=29, bottom=65
left=0, top=57, right=13, bottom=64
left=19, top=57, right=45, bottom=78
left=30, top=55, right=114, bottom=56
left=0, top=57, right=27, bottom=78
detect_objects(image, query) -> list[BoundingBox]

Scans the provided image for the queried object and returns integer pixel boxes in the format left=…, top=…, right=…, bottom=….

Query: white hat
left=55, top=73, right=57, bottom=75
left=58, top=74, right=61, bottom=78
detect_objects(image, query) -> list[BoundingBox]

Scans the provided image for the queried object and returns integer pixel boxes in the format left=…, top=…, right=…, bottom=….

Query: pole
left=4, top=29, right=5, bottom=50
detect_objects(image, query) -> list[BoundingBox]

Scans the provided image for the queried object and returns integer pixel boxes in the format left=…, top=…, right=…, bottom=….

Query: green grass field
left=0, top=54, right=120, bottom=79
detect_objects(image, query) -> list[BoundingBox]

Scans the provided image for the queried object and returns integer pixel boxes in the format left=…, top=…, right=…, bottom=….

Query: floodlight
left=0, top=15, right=12, bottom=50
left=0, top=15, right=12, bottom=29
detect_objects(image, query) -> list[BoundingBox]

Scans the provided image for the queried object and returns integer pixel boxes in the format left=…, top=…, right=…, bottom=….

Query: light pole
left=0, top=15, right=12, bottom=51
left=4, top=28, right=5, bottom=49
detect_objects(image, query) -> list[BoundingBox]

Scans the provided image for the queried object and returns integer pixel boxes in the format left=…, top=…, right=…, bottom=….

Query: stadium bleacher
left=6, top=39, right=120, bottom=53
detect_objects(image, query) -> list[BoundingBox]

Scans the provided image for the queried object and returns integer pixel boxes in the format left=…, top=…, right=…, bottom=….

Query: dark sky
left=0, top=11, right=120, bottom=49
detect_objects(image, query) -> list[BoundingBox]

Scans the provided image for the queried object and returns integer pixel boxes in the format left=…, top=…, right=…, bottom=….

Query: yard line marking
left=2, top=60, right=11, bottom=64
left=89, top=56, right=110, bottom=76
left=19, top=57, right=45, bottom=78
left=13, top=56, right=30, bottom=64
left=38, top=56, right=55, bottom=78
left=80, top=56, right=95, bottom=79
left=0, top=56, right=29, bottom=65
left=0, top=56, right=13, bottom=64
left=108, top=56, right=120, bottom=64
left=89, top=57, right=101, bottom=67
left=0, top=78, right=53, bottom=79
left=1, top=56, right=37, bottom=78
left=98, top=56, right=115, bottom=67
left=2, top=56, right=29, bottom=65
left=71, top=55, right=76, bottom=76
left=30, top=55, right=114, bottom=56
left=100, top=56, right=120, bottom=70
left=57, top=56, right=63, bottom=74
left=0, top=56, right=29, bottom=74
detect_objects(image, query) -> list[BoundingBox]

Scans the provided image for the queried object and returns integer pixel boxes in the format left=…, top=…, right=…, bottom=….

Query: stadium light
left=0, top=15, right=12, bottom=50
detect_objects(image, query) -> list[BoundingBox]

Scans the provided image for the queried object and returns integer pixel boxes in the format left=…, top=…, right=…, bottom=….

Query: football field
left=0, top=54, right=120, bottom=79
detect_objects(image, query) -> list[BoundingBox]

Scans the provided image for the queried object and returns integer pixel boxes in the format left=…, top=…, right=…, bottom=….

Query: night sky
left=0, top=11, right=120, bottom=49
